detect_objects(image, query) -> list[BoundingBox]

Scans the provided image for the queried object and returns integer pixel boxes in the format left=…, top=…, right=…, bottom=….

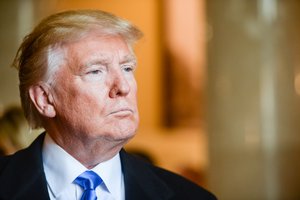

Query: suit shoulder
left=151, top=165, right=217, bottom=199
left=123, top=151, right=217, bottom=200
left=0, top=155, right=10, bottom=172
left=0, top=150, right=27, bottom=176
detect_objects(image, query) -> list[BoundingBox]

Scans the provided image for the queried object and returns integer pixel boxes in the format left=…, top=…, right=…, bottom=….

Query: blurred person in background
left=0, top=10, right=216, bottom=200
left=0, top=106, right=31, bottom=155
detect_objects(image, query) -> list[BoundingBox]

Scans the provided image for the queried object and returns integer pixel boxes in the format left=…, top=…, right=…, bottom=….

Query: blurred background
left=0, top=0, right=300, bottom=199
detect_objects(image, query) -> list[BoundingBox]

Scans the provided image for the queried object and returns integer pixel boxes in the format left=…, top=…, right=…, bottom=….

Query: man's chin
left=103, top=130, right=137, bottom=144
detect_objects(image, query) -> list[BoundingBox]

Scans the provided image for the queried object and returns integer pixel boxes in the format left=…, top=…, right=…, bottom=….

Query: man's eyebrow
left=78, top=54, right=137, bottom=71
left=81, top=56, right=111, bottom=69
left=120, top=54, right=137, bottom=65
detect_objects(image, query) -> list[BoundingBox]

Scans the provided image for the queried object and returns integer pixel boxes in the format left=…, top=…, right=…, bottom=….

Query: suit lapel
left=0, top=133, right=50, bottom=200
left=120, top=150, right=174, bottom=200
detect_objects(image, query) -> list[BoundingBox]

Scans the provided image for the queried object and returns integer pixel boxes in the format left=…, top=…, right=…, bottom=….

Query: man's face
left=50, top=33, right=139, bottom=142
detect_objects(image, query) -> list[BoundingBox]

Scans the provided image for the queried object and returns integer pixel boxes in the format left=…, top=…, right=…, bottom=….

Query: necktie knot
left=74, top=170, right=103, bottom=200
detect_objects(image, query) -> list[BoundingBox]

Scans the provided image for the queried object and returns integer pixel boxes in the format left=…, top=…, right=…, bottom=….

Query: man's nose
left=109, top=71, right=130, bottom=98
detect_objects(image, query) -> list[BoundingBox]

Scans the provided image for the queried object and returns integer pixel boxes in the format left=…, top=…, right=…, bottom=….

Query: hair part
left=12, top=9, right=143, bottom=129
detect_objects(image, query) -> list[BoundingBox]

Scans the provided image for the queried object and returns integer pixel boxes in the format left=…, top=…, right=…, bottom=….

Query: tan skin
left=29, top=33, right=139, bottom=168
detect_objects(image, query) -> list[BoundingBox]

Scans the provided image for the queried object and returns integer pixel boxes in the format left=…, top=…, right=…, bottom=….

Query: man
left=0, top=10, right=217, bottom=200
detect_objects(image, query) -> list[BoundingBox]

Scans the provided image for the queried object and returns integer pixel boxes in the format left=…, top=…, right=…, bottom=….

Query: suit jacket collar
left=0, top=133, right=49, bottom=200
left=120, top=149, right=174, bottom=200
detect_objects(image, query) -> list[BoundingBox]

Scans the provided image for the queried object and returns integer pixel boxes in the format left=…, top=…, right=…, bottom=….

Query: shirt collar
left=42, top=133, right=123, bottom=199
left=91, top=150, right=124, bottom=200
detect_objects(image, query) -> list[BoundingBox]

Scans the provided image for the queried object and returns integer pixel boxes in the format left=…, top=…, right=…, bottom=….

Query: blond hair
left=12, top=10, right=143, bottom=129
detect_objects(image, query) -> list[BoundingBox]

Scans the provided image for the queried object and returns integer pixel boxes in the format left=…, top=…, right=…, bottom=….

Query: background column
left=207, top=0, right=300, bottom=199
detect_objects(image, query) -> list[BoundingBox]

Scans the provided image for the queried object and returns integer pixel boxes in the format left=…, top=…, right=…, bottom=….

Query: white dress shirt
left=42, top=133, right=125, bottom=200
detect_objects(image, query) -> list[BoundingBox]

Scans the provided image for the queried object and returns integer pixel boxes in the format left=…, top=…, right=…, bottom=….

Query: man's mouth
left=109, top=109, right=133, bottom=117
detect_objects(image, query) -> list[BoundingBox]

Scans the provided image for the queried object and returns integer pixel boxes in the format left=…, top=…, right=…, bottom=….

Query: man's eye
left=124, top=67, right=133, bottom=72
left=88, top=70, right=102, bottom=74
left=122, top=64, right=135, bottom=73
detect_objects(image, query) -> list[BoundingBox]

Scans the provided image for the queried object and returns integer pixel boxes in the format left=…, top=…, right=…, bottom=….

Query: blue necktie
left=74, top=170, right=103, bottom=200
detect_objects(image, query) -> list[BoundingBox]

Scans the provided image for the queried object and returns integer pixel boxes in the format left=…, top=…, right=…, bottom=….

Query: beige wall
left=207, top=1, right=300, bottom=199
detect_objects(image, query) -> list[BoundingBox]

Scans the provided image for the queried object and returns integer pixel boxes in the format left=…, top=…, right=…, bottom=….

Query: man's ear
left=29, top=83, right=56, bottom=118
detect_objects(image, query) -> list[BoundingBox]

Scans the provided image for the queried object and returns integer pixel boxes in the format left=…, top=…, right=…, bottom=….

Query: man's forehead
left=82, top=52, right=136, bottom=65
left=64, top=50, right=137, bottom=72
left=66, top=34, right=134, bottom=54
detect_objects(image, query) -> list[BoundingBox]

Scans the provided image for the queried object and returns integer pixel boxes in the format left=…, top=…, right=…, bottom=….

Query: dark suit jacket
left=0, top=133, right=217, bottom=200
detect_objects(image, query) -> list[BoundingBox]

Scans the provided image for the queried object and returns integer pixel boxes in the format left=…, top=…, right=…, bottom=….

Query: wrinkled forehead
left=58, top=33, right=136, bottom=70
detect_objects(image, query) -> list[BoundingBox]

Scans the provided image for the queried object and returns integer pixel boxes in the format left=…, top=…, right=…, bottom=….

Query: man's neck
left=46, top=130, right=127, bottom=168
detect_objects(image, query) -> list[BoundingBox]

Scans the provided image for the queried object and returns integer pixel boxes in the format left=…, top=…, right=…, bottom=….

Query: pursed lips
left=109, top=108, right=134, bottom=116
